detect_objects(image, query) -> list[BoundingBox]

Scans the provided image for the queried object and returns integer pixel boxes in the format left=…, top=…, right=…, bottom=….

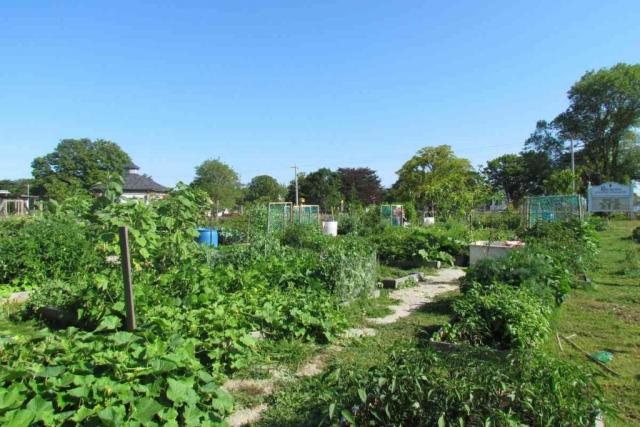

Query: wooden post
left=118, top=227, right=137, bottom=331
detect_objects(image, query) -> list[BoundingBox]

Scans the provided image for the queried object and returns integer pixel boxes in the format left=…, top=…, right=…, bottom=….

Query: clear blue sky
left=1, top=1, right=639, bottom=187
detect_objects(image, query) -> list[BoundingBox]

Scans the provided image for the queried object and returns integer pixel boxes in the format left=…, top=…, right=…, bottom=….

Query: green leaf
left=166, top=377, right=197, bottom=407
left=133, top=397, right=164, bottom=423
left=4, top=409, right=35, bottom=427
left=328, top=403, right=336, bottom=419
left=438, top=414, right=446, bottom=427
left=26, top=396, right=54, bottom=423
left=341, top=409, right=355, bottom=424
left=0, top=384, right=27, bottom=410
left=98, top=405, right=126, bottom=427
left=358, top=388, right=367, bottom=403
left=95, top=315, right=121, bottom=332
left=211, top=388, right=234, bottom=413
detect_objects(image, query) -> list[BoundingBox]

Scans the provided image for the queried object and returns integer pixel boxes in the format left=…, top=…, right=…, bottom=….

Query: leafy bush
left=519, top=220, right=599, bottom=277
left=0, top=217, right=100, bottom=289
left=0, top=325, right=233, bottom=426
left=588, top=215, right=609, bottom=231
left=632, top=226, right=640, bottom=243
left=461, top=247, right=572, bottom=305
left=435, top=284, right=551, bottom=350
left=327, top=347, right=605, bottom=427
left=370, top=225, right=466, bottom=268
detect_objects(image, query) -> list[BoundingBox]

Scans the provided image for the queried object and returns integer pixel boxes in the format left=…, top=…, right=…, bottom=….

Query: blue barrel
left=196, top=228, right=218, bottom=247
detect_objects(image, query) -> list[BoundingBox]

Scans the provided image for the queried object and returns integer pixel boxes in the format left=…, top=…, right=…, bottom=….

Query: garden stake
left=560, top=335, right=620, bottom=376
left=119, top=226, right=137, bottom=331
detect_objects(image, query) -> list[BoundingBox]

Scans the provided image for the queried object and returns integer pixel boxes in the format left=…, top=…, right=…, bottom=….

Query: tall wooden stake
left=118, top=226, right=137, bottom=331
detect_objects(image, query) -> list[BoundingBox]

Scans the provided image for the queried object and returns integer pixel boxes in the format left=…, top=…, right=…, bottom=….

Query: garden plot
left=224, top=268, right=463, bottom=427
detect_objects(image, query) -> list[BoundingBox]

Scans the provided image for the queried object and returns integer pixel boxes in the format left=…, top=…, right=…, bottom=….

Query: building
left=120, top=163, right=168, bottom=202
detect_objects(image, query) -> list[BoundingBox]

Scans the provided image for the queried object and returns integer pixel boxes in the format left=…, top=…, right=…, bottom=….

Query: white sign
left=588, top=182, right=633, bottom=213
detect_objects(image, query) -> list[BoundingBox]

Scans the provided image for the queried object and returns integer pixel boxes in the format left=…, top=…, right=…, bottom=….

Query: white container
left=423, top=216, right=436, bottom=226
left=469, top=241, right=525, bottom=266
left=322, top=221, right=338, bottom=236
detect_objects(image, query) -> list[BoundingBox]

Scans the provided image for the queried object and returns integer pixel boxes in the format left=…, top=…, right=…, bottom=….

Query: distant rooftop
left=123, top=172, right=168, bottom=193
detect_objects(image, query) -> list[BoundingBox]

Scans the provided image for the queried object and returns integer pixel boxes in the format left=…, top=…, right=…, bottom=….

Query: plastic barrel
left=322, top=221, right=338, bottom=236
left=196, top=228, right=218, bottom=247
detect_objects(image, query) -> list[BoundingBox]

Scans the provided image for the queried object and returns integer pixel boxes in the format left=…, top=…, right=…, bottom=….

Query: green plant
left=436, top=284, right=551, bottom=350
left=325, top=347, right=605, bottom=427
left=0, top=325, right=233, bottom=425
left=632, top=226, right=640, bottom=243
left=0, top=216, right=100, bottom=290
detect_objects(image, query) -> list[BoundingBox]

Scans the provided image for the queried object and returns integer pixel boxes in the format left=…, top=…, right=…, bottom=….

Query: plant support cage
left=380, top=204, right=404, bottom=226
left=267, top=203, right=320, bottom=232
left=522, top=195, right=586, bottom=227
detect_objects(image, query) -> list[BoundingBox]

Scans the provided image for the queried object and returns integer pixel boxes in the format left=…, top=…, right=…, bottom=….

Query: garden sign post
left=118, top=226, right=137, bottom=331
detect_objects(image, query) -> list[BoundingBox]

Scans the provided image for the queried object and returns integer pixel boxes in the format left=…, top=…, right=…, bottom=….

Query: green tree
left=244, top=175, right=285, bottom=203
left=394, top=145, right=485, bottom=218
left=287, top=168, right=342, bottom=211
left=337, top=167, right=383, bottom=205
left=0, top=178, right=38, bottom=197
left=31, top=138, right=131, bottom=200
left=554, top=63, right=640, bottom=181
left=191, top=159, right=242, bottom=208
left=484, top=151, right=554, bottom=205
left=543, top=169, right=575, bottom=195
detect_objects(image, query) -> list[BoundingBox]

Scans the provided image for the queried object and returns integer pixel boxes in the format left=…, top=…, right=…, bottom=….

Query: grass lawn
left=544, top=219, right=640, bottom=427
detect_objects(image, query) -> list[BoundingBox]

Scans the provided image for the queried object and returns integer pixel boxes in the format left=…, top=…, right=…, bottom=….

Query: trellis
left=522, top=195, right=586, bottom=227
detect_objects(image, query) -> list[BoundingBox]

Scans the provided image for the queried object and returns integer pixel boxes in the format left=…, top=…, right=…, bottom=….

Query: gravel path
left=226, top=268, right=463, bottom=427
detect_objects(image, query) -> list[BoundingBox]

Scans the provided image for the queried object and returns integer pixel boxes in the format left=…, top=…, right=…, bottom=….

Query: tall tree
left=31, top=138, right=131, bottom=200
left=483, top=151, right=554, bottom=204
left=523, top=120, right=567, bottom=166
left=191, top=159, right=242, bottom=208
left=337, top=167, right=383, bottom=205
left=483, top=154, right=525, bottom=204
left=394, top=145, right=486, bottom=218
left=287, top=168, right=342, bottom=211
left=554, top=63, right=640, bottom=181
left=245, top=175, right=285, bottom=203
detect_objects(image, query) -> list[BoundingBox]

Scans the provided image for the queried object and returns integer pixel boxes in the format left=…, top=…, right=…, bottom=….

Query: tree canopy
left=244, top=175, right=285, bottom=203
left=287, top=168, right=342, bottom=211
left=394, top=145, right=487, bottom=218
left=554, top=63, right=640, bottom=182
left=31, top=139, right=131, bottom=200
left=337, top=167, right=383, bottom=206
left=191, top=159, right=242, bottom=208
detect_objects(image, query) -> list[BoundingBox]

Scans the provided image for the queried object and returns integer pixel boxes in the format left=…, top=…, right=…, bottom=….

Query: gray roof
left=123, top=172, right=168, bottom=193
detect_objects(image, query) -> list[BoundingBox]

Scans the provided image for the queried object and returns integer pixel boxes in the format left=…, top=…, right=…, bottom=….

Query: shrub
left=436, top=284, right=551, bottom=350
left=327, top=347, right=605, bottom=427
left=370, top=225, right=465, bottom=268
left=0, top=217, right=99, bottom=289
left=519, top=220, right=599, bottom=277
left=461, top=247, right=572, bottom=305
left=632, top=226, right=640, bottom=243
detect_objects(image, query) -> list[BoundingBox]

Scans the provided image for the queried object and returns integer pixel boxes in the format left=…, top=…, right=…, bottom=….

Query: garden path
left=225, top=267, right=464, bottom=427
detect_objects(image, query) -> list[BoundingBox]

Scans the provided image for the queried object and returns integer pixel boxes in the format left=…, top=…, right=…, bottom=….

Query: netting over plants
left=267, top=203, right=320, bottom=231
left=381, top=204, right=404, bottom=226
left=293, top=205, right=320, bottom=226
left=267, top=202, right=292, bottom=232
left=522, top=195, right=586, bottom=227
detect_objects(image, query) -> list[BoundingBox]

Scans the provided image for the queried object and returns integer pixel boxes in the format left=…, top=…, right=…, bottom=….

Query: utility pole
left=570, top=140, right=576, bottom=194
left=292, top=165, right=299, bottom=206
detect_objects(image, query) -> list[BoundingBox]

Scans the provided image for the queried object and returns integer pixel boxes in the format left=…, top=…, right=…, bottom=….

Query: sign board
left=588, top=182, right=633, bottom=212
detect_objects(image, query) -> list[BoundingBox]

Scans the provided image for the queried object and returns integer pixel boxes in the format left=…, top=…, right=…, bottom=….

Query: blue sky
left=1, top=1, right=639, bottom=187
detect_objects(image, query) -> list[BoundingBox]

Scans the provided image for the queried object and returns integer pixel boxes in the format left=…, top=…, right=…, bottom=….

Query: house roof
left=123, top=172, right=168, bottom=193
left=125, top=162, right=140, bottom=170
